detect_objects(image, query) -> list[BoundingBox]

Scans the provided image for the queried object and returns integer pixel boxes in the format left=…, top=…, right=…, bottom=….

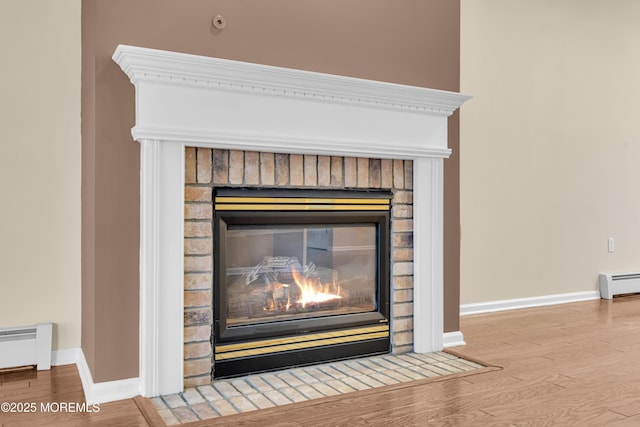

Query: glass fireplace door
left=225, top=224, right=378, bottom=327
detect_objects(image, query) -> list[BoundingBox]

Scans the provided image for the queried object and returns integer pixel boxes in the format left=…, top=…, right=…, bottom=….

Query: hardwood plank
left=4, top=296, right=640, bottom=425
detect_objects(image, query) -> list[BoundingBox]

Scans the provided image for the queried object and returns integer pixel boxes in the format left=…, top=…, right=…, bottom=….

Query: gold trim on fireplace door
left=215, top=324, right=389, bottom=361
left=214, top=196, right=391, bottom=211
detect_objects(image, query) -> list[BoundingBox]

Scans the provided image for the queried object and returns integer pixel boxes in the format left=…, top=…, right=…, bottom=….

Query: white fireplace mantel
left=113, top=45, right=470, bottom=397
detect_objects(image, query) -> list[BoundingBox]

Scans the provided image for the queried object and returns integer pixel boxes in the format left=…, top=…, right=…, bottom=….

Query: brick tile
left=381, top=159, right=393, bottom=188
left=185, top=203, right=213, bottom=220
left=344, top=157, right=357, bottom=187
left=184, top=239, right=212, bottom=255
left=182, top=388, right=205, bottom=405
left=191, top=402, right=219, bottom=420
left=393, top=248, right=413, bottom=262
left=393, top=190, right=413, bottom=204
left=317, top=155, right=331, bottom=187
left=185, top=147, right=197, bottom=184
left=310, top=381, right=341, bottom=397
left=393, top=317, right=413, bottom=332
left=318, top=365, right=346, bottom=379
left=277, top=372, right=304, bottom=388
left=393, top=205, right=413, bottom=219
left=184, top=273, right=212, bottom=290
left=184, top=358, right=211, bottom=377
left=196, top=148, right=212, bottom=184
left=209, top=399, right=238, bottom=416
left=372, top=355, right=405, bottom=370
left=246, top=392, right=275, bottom=409
left=162, top=393, right=187, bottom=409
left=369, top=158, right=381, bottom=188
left=244, top=151, right=260, bottom=185
left=354, top=375, right=385, bottom=388
left=392, top=331, right=413, bottom=348
left=278, top=386, right=307, bottom=403
left=376, top=368, right=413, bottom=383
left=173, top=406, right=200, bottom=423
left=369, top=372, right=401, bottom=385
left=183, top=304, right=210, bottom=325
left=393, top=302, right=413, bottom=317
left=340, top=376, right=370, bottom=391
left=304, top=155, right=318, bottom=186
left=263, top=389, right=292, bottom=406
left=231, top=378, right=256, bottom=395
left=406, top=364, right=444, bottom=378
left=185, top=290, right=212, bottom=308
left=184, top=255, right=212, bottom=273
left=330, top=156, right=343, bottom=187
left=397, top=354, right=423, bottom=366
left=393, top=289, right=413, bottom=302
left=261, top=373, right=288, bottom=389
left=260, top=152, right=275, bottom=185
left=296, top=384, right=324, bottom=399
left=332, top=363, right=360, bottom=377
left=245, top=376, right=274, bottom=393
left=343, top=360, right=375, bottom=375
left=404, top=160, right=413, bottom=189
left=395, top=367, right=427, bottom=380
left=393, top=262, right=413, bottom=276
left=393, top=233, right=413, bottom=248
left=228, top=395, right=258, bottom=413
left=213, top=149, right=229, bottom=184
left=157, top=408, right=180, bottom=426
left=229, top=150, right=244, bottom=184
left=184, top=375, right=210, bottom=388
left=150, top=397, right=167, bottom=411
left=185, top=186, right=212, bottom=202
left=184, top=325, right=211, bottom=342
left=393, top=276, right=413, bottom=291
left=213, top=381, right=241, bottom=398
left=325, top=379, right=356, bottom=394
left=392, top=219, right=413, bottom=233
left=357, top=157, right=369, bottom=188
left=275, top=153, right=289, bottom=186
left=184, top=222, right=211, bottom=238
left=289, top=368, right=317, bottom=384
left=422, top=363, right=453, bottom=376
left=302, top=367, right=334, bottom=383
left=184, top=342, right=211, bottom=359
left=290, top=154, right=304, bottom=186
left=393, top=159, right=404, bottom=189
left=197, top=384, right=224, bottom=401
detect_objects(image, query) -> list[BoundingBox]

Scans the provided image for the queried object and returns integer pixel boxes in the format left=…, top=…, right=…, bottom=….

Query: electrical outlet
left=608, top=237, right=615, bottom=253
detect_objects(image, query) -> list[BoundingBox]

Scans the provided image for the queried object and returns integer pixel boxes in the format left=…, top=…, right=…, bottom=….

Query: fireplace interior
left=213, top=189, right=391, bottom=378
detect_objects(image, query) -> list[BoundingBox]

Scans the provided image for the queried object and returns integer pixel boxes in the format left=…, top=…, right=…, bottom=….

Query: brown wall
left=82, top=0, right=461, bottom=382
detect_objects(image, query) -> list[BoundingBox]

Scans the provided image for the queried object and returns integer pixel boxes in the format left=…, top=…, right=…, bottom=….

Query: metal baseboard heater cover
left=0, top=323, right=52, bottom=370
left=599, top=273, right=640, bottom=299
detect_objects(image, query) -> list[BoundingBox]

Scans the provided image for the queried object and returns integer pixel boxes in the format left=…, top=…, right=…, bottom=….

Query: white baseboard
left=50, top=346, right=140, bottom=404
left=442, top=331, right=466, bottom=348
left=460, top=290, right=601, bottom=316
left=51, top=347, right=82, bottom=366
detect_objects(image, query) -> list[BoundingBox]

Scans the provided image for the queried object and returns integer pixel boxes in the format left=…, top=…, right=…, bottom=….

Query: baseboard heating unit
left=0, top=323, right=52, bottom=370
left=599, top=273, right=640, bottom=299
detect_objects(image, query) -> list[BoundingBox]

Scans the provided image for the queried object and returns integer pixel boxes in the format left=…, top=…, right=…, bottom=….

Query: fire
left=291, top=266, right=342, bottom=308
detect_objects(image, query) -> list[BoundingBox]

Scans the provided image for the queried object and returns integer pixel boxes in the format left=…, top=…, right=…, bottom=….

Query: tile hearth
left=151, top=352, right=484, bottom=425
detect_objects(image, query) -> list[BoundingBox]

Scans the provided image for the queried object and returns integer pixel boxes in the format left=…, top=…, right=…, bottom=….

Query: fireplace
left=213, top=189, right=391, bottom=377
left=113, top=44, right=470, bottom=397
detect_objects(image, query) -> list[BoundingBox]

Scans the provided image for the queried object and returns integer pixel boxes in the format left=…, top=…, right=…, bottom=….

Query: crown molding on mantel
left=113, top=45, right=470, bottom=117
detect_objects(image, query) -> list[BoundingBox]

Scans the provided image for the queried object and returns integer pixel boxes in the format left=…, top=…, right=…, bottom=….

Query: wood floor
left=3, top=295, right=640, bottom=426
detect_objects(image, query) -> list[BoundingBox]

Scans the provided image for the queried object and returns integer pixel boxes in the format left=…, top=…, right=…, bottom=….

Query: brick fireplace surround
left=184, top=149, right=414, bottom=387
left=113, top=45, right=470, bottom=398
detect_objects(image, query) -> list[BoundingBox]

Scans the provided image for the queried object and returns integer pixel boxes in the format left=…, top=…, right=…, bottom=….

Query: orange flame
left=291, top=266, right=342, bottom=308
